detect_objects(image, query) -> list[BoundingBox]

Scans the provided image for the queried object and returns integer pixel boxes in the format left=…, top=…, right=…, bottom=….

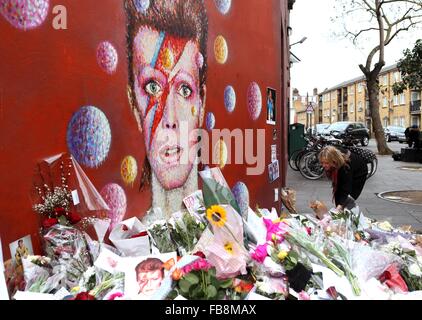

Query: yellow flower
left=206, top=205, right=227, bottom=228
left=71, top=286, right=80, bottom=293
left=277, top=251, right=288, bottom=261
left=224, top=242, right=234, bottom=254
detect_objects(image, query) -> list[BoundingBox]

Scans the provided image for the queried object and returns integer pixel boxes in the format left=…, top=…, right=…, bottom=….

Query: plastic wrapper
left=31, top=153, right=110, bottom=225
left=348, top=239, right=402, bottom=282
left=42, top=224, right=93, bottom=289
left=109, top=217, right=151, bottom=257
left=199, top=167, right=242, bottom=216
left=281, top=188, right=297, bottom=214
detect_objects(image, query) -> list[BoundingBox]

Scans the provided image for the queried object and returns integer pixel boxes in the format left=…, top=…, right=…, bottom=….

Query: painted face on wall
left=132, top=26, right=205, bottom=190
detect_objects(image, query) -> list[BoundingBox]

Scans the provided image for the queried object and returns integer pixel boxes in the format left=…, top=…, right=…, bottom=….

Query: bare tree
left=333, top=0, right=422, bottom=155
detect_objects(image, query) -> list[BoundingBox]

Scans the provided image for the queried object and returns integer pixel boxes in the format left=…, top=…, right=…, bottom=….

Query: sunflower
left=206, top=205, right=227, bottom=228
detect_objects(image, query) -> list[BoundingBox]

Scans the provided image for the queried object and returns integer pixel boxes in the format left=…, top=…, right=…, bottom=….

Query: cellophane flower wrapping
left=42, top=224, right=93, bottom=289
left=109, top=217, right=151, bottom=257
left=204, top=205, right=249, bottom=278
left=199, top=168, right=242, bottom=216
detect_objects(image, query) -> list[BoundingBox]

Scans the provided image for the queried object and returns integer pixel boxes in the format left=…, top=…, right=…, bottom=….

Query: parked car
left=384, top=126, right=406, bottom=143
left=323, top=121, right=370, bottom=146
left=307, top=124, right=330, bottom=136
left=315, top=124, right=329, bottom=136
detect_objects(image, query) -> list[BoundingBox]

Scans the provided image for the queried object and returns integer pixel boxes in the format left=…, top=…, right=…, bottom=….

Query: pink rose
left=182, top=264, right=193, bottom=274
left=192, top=258, right=212, bottom=271
left=251, top=244, right=268, bottom=264
left=298, top=291, right=311, bottom=300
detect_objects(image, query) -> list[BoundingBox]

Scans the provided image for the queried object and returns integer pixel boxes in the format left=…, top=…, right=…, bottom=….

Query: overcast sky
left=289, top=0, right=420, bottom=96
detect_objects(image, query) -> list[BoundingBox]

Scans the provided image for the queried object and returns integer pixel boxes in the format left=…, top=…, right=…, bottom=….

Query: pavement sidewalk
left=286, top=140, right=422, bottom=231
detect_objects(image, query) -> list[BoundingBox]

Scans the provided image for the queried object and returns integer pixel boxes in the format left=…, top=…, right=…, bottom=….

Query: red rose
left=42, top=218, right=59, bottom=229
left=130, top=231, right=148, bottom=239
left=306, top=227, right=312, bottom=236
left=54, top=207, right=66, bottom=217
left=68, top=212, right=81, bottom=224
left=75, top=292, right=96, bottom=300
left=122, top=225, right=129, bottom=231
left=193, top=251, right=206, bottom=259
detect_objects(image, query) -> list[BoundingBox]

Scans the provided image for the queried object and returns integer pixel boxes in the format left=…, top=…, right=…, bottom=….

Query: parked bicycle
left=289, top=133, right=377, bottom=181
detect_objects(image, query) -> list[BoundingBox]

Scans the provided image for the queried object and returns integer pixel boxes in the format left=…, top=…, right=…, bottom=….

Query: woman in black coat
left=319, top=146, right=368, bottom=211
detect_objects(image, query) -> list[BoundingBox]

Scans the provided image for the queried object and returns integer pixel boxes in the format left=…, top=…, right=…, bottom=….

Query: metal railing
left=410, top=100, right=421, bottom=113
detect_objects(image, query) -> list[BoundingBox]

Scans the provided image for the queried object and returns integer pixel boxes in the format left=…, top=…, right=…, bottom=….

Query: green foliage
left=400, top=266, right=422, bottom=291
left=394, top=39, right=422, bottom=95
left=169, top=212, right=205, bottom=253
left=173, top=267, right=234, bottom=300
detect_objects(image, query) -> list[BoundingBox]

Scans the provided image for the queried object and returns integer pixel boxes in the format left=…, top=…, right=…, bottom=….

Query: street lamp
left=290, top=36, right=307, bottom=48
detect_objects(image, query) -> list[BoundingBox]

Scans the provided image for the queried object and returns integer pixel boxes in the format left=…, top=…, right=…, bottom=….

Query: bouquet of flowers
left=170, top=258, right=233, bottom=300
left=169, top=211, right=206, bottom=254
left=33, top=186, right=81, bottom=229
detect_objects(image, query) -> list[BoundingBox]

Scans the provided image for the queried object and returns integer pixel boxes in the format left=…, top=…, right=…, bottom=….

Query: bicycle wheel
left=289, top=149, right=302, bottom=171
left=299, top=152, right=324, bottom=180
left=367, top=157, right=378, bottom=179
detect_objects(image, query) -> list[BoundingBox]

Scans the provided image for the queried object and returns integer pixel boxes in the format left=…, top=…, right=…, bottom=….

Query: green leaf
left=206, top=285, right=218, bottom=299
left=219, top=279, right=233, bottom=289
left=184, top=272, right=200, bottom=285
left=217, top=290, right=226, bottom=300
left=179, top=279, right=192, bottom=293
left=208, top=268, right=216, bottom=277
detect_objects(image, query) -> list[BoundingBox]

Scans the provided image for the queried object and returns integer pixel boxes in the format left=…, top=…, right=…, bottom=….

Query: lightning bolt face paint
left=132, top=26, right=203, bottom=190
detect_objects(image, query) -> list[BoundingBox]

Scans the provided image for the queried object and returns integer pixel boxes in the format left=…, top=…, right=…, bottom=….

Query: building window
left=393, top=117, right=399, bottom=126
left=358, top=83, right=363, bottom=93
left=350, top=102, right=355, bottom=113
left=393, top=71, right=401, bottom=83
left=383, top=118, right=388, bottom=127
left=400, top=116, right=405, bottom=127
left=349, top=86, right=355, bottom=95
left=383, top=75, right=388, bottom=86
left=412, top=116, right=420, bottom=127
left=393, top=95, right=399, bottom=106
left=383, top=97, right=388, bottom=108
left=411, top=91, right=421, bottom=102
left=400, top=93, right=405, bottom=105
left=358, top=101, right=363, bottom=112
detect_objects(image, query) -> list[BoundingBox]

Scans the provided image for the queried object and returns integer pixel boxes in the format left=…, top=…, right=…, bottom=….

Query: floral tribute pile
left=4, top=166, right=422, bottom=300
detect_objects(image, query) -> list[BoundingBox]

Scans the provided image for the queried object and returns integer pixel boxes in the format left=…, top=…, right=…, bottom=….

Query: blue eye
left=178, top=84, right=192, bottom=98
left=145, top=80, right=162, bottom=96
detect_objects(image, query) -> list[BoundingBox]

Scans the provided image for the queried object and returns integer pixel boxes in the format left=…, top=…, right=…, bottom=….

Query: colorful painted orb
left=213, top=138, right=228, bottom=169
left=247, top=82, right=262, bottom=121
left=67, top=106, right=111, bottom=169
left=0, top=0, right=49, bottom=30
left=100, top=183, right=127, bottom=230
left=206, top=112, right=215, bottom=131
left=134, top=0, right=149, bottom=13
left=232, top=182, right=250, bottom=216
left=224, top=85, right=236, bottom=113
left=214, top=0, right=231, bottom=15
left=121, top=156, right=138, bottom=186
left=97, top=41, right=118, bottom=75
left=214, top=35, right=228, bottom=64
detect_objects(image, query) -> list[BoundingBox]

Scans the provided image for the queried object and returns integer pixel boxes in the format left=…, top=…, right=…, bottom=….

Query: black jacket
left=334, top=152, right=368, bottom=207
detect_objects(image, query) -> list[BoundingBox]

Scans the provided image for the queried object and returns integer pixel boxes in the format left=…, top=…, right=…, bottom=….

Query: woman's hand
left=336, top=205, right=344, bottom=211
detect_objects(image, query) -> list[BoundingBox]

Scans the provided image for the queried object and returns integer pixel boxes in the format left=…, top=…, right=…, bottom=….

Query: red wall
left=0, top=0, right=289, bottom=260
